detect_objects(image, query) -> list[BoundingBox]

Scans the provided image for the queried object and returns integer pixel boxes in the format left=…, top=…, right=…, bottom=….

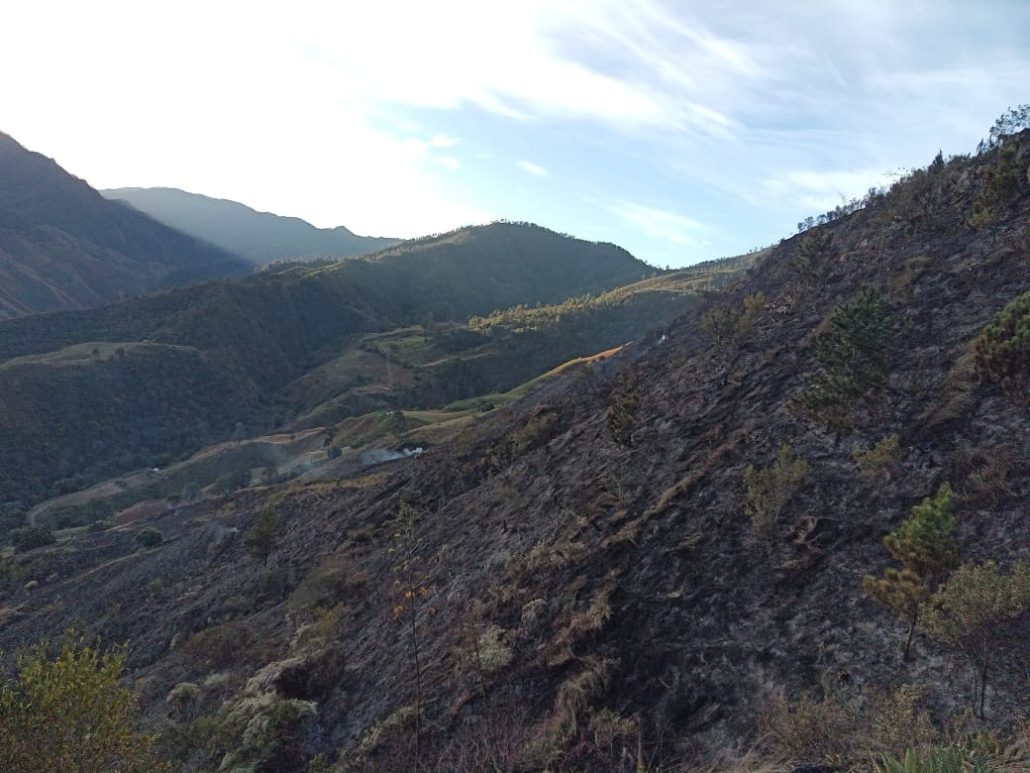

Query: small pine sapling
left=863, top=483, right=958, bottom=659
left=742, top=444, right=808, bottom=536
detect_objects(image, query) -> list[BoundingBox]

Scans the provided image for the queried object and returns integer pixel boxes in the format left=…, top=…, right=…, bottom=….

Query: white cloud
left=429, top=134, right=460, bottom=149
left=3, top=0, right=1030, bottom=261
left=517, top=160, right=549, bottom=177
left=0, top=2, right=496, bottom=237
left=759, top=167, right=892, bottom=214
left=603, top=199, right=709, bottom=249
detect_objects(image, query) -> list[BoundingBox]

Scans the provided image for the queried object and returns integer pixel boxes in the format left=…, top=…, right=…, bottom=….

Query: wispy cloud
left=4, top=1, right=1029, bottom=263
left=759, top=167, right=893, bottom=214
left=603, top=199, right=709, bottom=249
left=517, top=160, right=549, bottom=177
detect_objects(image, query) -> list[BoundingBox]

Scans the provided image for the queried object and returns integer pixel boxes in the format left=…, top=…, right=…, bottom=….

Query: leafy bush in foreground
left=0, top=634, right=167, bottom=772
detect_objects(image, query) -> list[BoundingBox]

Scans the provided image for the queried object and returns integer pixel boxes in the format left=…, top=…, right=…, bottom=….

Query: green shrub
left=166, top=682, right=202, bottom=721
left=968, top=144, right=1023, bottom=227
left=742, top=444, right=807, bottom=535
left=875, top=746, right=967, bottom=773
left=476, top=625, right=513, bottom=672
left=244, top=509, right=280, bottom=560
left=218, top=693, right=317, bottom=771
left=760, top=689, right=855, bottom=761
left=791, top=230, right=834, bottom=283
left=702, top=292, right=765, bottom=348
left=0, top=634, right=168, bottom=771
left=510, top=408, right=560, bottom=456
left=606, top=378, right=640, bottom=448
left=974, top=290, right=1030, bottom=404
left=0, top=503, right=26, bottom=542
left=854, top=434, right=901, bottom=481
left=214, top=468, right=250, bottom=495
left=135, top=527, right=163, bottom=550
left=289, top=556, right=362, bottom=611
left=9, top=526, right=56, bottom=553
left=701, top=305, right=742, bottom=345
left=183, top=621, right=257, bottom=669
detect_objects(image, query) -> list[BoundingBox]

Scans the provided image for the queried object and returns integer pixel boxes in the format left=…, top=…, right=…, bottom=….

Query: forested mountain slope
left=0, top=222, right=662, bottom=506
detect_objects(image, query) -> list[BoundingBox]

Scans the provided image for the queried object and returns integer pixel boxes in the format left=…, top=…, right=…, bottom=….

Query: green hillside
left=0, top=222, right=714, bottom=511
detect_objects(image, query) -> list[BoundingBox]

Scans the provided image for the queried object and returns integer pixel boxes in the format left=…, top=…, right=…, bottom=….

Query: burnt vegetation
left=1, top=114, right=1029, bottom=771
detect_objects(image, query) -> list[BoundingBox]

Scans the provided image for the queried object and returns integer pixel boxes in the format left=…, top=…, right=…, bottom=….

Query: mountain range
left=0, top=207, right=681, bottom=508
left=102, top=187, right=400, bottom=264
left=0, top=133, right=250, bottom=320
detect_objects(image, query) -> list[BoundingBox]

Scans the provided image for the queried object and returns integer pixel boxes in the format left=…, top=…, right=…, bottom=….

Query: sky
left=3, top=1, right=1029, bottom=268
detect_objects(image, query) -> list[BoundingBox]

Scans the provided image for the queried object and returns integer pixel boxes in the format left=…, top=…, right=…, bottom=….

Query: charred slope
left=1, top=137, right=1029, bottom=770
left=0, top=133, right=250, bottom=320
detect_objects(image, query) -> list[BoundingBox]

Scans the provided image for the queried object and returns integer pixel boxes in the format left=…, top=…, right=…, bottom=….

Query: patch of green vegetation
left=8, top=526, right=56, bottom=553
left=0, top=222, right=666, bottom=508
left=968, top=144, right=1025, bottom=227
left=791, top=231, right=835, bottom=283
left=0, top=633, right=169, bottom=771
left=0, top=342, right=262, bottom=507
left=607, top=377, right=640, bottom=447
left=854, top=434, right=901, bottom=481
left=243, top=510, right=279, bottom=560
left=476, top=625, right=513, bottom=673
left=135, top=527, right=163, bottom=550
left=701, top=291, right=765, bottom=347
left=742, top=444, right=807, bottom=535
left=921, top=559, right=1030, bottom=718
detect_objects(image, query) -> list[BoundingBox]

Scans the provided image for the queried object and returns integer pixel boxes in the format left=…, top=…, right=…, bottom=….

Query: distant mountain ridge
left=0, top=133, right=250, bottom=320
left=102, top=187, right=400, bottom=264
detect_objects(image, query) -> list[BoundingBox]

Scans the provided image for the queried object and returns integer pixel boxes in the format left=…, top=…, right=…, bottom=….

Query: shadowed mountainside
left=0, top=133, right=250, bottom=320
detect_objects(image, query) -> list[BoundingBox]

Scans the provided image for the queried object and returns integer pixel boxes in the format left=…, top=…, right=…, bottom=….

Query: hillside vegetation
left=0, top=133, right=250, bottom=320
left=2, top=124, right=1028, bottom=771
left=102, top=187, right=399, bottom=264
left=0, top=222, right=740, bottom=512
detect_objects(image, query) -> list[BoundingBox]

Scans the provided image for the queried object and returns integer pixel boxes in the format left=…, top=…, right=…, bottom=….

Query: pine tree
left=920, top=560, right=1030, bottom=718
left=974, top=290, right=1030, bottom=405
left=863, top=483, right=957, bottom=659
left=606, top=377, right=640, bottom=448
left=794, top=287, right=892, bottom=431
